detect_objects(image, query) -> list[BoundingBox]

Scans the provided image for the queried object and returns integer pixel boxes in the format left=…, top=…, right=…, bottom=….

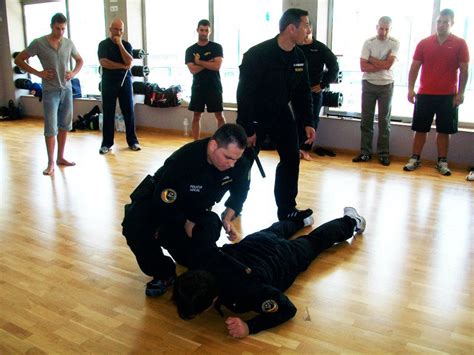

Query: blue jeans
left=42, top=87, right=73, bottom=137
left=101, top=76, right=139, bottom=148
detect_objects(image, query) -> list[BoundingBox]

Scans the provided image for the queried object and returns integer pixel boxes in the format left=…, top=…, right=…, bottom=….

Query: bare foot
left=299, top=150, right=312, bottom=161
left=56, top=158, right=76, bottom=166
left=43, top=165, right=55, bottom=176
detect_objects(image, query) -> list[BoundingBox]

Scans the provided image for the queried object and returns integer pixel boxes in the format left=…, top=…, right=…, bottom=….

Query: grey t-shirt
left=26, top=36, right=79, bottom=91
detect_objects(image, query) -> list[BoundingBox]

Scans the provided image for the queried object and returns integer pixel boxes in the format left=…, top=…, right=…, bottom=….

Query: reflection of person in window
left=98, top=18, right=140, bottom=155
left=185, top=19, right=226, bottom=140
left=298, top=23, right=339, bottom=161
left=353, top=16, right=399, bottom=167
left=15, top=13, right=83, bottom=176
left=404, top=8, right=470, bottom=176
left=236, top=8, right=316, bottom=222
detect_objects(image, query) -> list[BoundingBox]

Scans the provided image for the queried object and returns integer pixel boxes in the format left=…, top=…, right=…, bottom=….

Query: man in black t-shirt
left=185, top=19, right=225, bottom=140
left=97, top=18, right=140, bottom=155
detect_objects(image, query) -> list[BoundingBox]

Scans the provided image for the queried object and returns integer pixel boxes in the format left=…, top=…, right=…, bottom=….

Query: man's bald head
left=109, top=18, right=125, bottom=38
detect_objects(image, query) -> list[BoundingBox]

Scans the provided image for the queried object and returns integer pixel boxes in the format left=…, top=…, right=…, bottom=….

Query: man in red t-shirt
left=404, top=8, right=469, bottom=176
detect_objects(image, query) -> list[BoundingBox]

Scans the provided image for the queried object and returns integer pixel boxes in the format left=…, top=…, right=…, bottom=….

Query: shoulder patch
left=161, top=188, right=177, bottom=203
left=261, top=299, right=279, bottom=313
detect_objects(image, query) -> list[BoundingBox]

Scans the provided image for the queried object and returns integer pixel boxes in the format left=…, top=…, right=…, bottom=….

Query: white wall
left=18, top=96, right=474, bottom=166
left=1, top=0, right=26, bottom=105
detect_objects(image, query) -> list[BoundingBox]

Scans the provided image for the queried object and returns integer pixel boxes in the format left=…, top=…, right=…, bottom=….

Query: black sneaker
left=129, top=144, right=141, bottom=151
left=99, top=146, right=110, bottom=155
left=379, top=156, right=390, bottom=166
left=314, top=147, right=336, bottom=157
left=145, top=276, right=176, bottom=297
left=278, top=208, right=313, bottom=221
left=352, top=154, right=371, bottom=163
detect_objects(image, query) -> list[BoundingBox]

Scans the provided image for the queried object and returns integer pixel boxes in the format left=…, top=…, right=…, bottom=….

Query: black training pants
left=264, top=216, right=356, bottom=272
left=122, top=199, right=222, bottom=280
left=253, top=120, right=300, bottom=215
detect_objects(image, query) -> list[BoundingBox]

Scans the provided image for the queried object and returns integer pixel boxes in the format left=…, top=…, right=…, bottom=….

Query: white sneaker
left=467, top=170, right=474, bottom=181
left=303, top=216, right=314, bottom=227
left=435, top=160, right=451, bottom=176
left=403, top=157, right=421, bottom=171
left=343, top=207, right=366, bottom=234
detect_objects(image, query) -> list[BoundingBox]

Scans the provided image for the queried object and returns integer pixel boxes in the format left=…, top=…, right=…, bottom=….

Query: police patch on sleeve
left=161, top=188, right=177, bottom=203
left=261, top=299, right=279, bottom=313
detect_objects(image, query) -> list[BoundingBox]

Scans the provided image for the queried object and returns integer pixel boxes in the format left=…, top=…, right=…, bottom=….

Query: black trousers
left=101, top=76, right=139, bottom=148
left=122, top=198, right=222, bottom=280
left=260, top=216, right=356, bottom=271
left=253, top=120, right=300, bottom=215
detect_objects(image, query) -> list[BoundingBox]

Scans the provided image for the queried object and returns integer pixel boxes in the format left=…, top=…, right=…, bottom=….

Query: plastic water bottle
left=183, top=117, right=189, bottom=136
left=98, top=113, right=103, bottom=131
left=118, top=115, right=126, bottom=132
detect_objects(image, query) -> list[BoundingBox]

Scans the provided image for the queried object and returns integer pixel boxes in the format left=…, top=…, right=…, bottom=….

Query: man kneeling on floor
left=172, top=207, right=366, bottom=338
left=122, top=124, right=251, bottom=297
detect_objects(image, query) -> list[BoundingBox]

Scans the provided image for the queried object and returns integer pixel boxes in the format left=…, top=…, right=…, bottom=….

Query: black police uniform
left=298, top=39, right=339, bottom=140
left=195, top=216, right=356, bottom=334
left=122, top=138, right=251, bottom=280
left=98, top=38, right=139, bottom=148
left=236, top=36, right=313, bottom=218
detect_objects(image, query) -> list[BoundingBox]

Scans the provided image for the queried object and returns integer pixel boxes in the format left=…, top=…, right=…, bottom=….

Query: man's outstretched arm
left=226, top=286, right=297, bottom=338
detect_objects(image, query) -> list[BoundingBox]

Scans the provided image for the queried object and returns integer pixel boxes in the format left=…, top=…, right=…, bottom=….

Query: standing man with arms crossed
left=237, top=8, right=316, bottom=221
left=352, top=16, right=399, bottom=166
left=185, top=19, right=226, bottom=140
left=404, top=9, right=469, bottom=176
left=298, top=22, right=339, bottom=161
left=98, top=18, right=140, bottom=155
left=15, top=13, right=83, bottom=176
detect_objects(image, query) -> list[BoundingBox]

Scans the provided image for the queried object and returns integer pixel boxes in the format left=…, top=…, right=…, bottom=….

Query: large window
left=213, top=0, right=281, bottom=103
left=440, top=0, right=474, bottom=127
left=68, top=0, right=105, bottom=96
left=23, top=1, right=67, bottom=84
left=144, top=0, right=282, bottom=104
left=329, top=0, right=473, bottom=127
left=144, top=0, right=209, bottom=101
left=22, top=0, right=104, bottom=95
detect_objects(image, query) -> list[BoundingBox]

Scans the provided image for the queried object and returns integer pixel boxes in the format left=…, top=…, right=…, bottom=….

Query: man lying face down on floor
left=172, top=207, right=366, bottom=338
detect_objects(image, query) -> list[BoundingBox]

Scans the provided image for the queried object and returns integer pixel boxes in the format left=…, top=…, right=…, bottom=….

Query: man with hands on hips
left=15, top=12, right=83, bottom=176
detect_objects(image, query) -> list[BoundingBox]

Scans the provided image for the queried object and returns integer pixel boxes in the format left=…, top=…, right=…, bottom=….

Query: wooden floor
left=0, top=117, right=473, bottom=354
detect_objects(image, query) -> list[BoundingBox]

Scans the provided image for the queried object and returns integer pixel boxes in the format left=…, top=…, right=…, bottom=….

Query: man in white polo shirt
left=352, top=16, right=399, bottom=166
